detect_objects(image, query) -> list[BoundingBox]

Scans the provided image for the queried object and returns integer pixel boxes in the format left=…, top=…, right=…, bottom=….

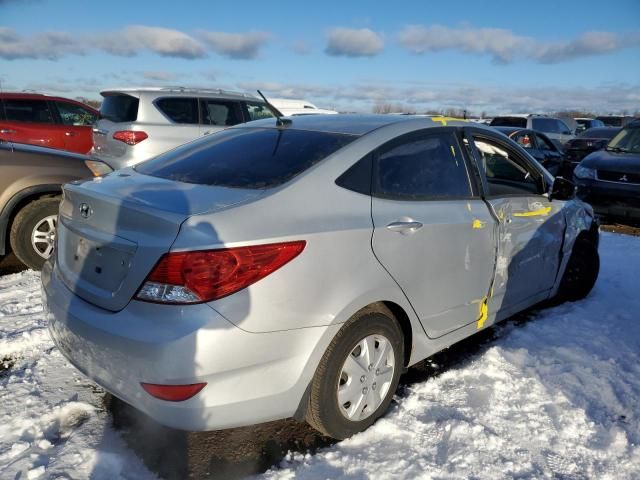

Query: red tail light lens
left=113, top=130, right=148, bottom=145
left=141, top=382, right=206, bottom=402
left=136, top=241, right=306, bottom=304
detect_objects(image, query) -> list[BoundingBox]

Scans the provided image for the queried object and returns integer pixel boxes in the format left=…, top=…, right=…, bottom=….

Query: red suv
left=0, top=93, right=98, bottom=154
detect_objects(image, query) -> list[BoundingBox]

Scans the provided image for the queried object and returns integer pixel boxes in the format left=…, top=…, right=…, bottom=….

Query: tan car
left=0, top=140, right=112, bottom=270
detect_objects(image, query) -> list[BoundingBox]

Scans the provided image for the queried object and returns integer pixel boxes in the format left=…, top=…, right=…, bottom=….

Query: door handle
left=0, top=129, right=16, bottom=134
left=203, top=130, right=212, bottom=136
left=386, top=221, right=423, bottom=233
left=64, top=131, right=77, bottom=137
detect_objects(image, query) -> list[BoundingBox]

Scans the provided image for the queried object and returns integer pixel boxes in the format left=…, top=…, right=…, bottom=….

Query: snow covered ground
left=1, top=232, right=639, bottom=479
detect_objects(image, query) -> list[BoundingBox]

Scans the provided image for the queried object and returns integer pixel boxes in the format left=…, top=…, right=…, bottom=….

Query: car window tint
left=200, top=99, right=243, bottom=126
left=136, top=127, right=356, bottom=188
left=245, top=102, right=275, bottom=121
left=535, top=134, right=556, bottom=151
left=374, top=132, right=472, bottom=199
left=473, top=137, right=541, bottom=196
left=531, top=118, right=559, bottom=133
left=55, top=101, right=97, bottom=126
left=3, top=99, right=54, bottom=124
left=100, top=94, right=139, bottom=122
left=155, top=97, right=199, bottom=124
left=513, top=131, right=534, bottom=149
left=490, top=117, right=527, bottom=128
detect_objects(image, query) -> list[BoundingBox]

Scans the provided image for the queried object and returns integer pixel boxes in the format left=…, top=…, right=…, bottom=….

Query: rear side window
left=200, top=99, right=243, bottom=126
left=155, top=97, right=199, bottom=124
left=3, top=99, right=54, bottom=123
left=374, top=132, right=472, bottom=200
left=490, top=117, right=527, bottom=128
left=136, top=128, right=356, bottom=188
left=55, top=101, right=97, bottom=126
left=100, top=94, right=139, bottom=122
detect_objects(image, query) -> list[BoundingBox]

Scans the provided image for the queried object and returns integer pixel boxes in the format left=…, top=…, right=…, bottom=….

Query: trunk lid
left=56, top=169, right=264, bottom=311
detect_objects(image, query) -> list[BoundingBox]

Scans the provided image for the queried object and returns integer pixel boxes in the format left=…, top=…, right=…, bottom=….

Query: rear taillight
left=141, top=382, right=206, bottom=402
left=136, top=241, right=306, bottom=304
left=113, top=130, right=148, bottom=145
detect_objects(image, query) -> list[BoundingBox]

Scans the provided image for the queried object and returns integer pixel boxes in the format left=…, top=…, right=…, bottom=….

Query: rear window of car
left=100, top=94, right=139, bottom=122
left=531, top=118, right=560, bottom=133
left=490, top=117, right=527, bottom=128
left=578, top=128, right=620, bottom=139
left=136, top=127, right=357, bottom=188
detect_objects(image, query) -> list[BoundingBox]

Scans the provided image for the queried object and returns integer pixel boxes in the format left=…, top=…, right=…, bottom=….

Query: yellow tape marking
left=513, top=206, right=552, bottom=217
left=476, top=298, right=488, bottom=329
left=472, top=219, right=485, bottom=229
left=430, top=116, right=468, bottom=126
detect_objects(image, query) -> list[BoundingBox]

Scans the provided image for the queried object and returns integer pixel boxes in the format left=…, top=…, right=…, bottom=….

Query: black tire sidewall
left=10, top=198, right=60, bottom=271
left=311, top=312, right=403, bottom=439
left=560, top=238, right=600, bottom=301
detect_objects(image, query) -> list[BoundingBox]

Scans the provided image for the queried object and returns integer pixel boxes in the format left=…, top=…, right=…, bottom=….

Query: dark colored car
left=574, top=120, right=640, bottom=223
left=0, top=141, right=111, bottom=270
left=574, top=118, right=605, bottom=134
left=595, top=116, right=636, bottom=128
left=493, top=127, right=565, bottom=175
left=564, top=127, right=621, bottom=171
left=0, top=93, right=98, bottom=154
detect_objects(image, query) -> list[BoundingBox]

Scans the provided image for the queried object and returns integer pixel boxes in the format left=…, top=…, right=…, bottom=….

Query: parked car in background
left=44, top=115, right=598, bottom=441
left=574, top=119, right=640, bottom=223
left=268, top=98, right=338, bottom=116
left=0, top=93, right=98, bottom=154
left=489, top=115, right=575, bottom=144
left=0, top=141, right=111, bottom=270
left=574, top=117, right=605, bottom=134
left=493, top=127, right=565, bottom=176
left=595, top=116, right=636, bottom=128
left=92, top=87, right=281, bottom=169
left=564, top=127, right=621, bottom=173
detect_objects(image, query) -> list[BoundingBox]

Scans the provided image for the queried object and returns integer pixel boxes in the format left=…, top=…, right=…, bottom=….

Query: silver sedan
left=43, top=115, right=599, bottom=439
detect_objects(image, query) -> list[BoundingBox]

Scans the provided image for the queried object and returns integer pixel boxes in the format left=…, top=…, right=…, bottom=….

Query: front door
left=371, top=129, right=497, bottom=338
left=467, top=131, right=565, bottom=314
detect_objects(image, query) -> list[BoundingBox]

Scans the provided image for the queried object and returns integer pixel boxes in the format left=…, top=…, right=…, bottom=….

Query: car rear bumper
left=575, top=179, right=640, bottom=220
left=42, top=259, right=335, bottom=431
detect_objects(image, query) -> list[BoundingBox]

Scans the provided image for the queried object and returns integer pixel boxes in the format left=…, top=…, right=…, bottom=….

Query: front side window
left=535, top=133, right=556, bottom=151
left=200, top=99, right=243, bottom=126
left=374, top=132, right=472, bottom=200
left=473, top=137, right=542, bottom=196
left=155, top=97, right=199, bottom=124
left=245, top=102, right=276, bottom=121
left=55, top=101, right=97, bottom=126
left=3, top=99, right=54, bottom=124
left=512, top=131, right=534, bottom=149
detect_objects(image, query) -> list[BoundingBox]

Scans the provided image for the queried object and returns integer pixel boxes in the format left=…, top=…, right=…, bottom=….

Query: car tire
left=557, top=237, right=599, bottom=302
left=305, top=304, right=404, bottom=440
left=10, top=197, right=60, bottom=271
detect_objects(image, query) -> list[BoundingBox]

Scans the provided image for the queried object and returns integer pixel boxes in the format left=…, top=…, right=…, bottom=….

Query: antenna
left=257, top=89, right=291, bottom=127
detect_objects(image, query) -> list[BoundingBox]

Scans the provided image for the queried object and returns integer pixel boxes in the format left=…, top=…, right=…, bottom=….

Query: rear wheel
left=557, top=237, right=599, bottom=302
left=306, top=305, right=404, bottom=439
left=10, top=197, right=60, bottom=271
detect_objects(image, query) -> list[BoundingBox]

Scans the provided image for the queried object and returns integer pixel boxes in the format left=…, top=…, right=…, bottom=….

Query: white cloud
left=96, top=25, right=206, bottom=59
left=325, top=28, right=384, bottom=57
left=398, top=25, right=640, bottom=64
left=142, top=71, right=181, bottom=81
left=0, top=27, right=85, bottom=60
left=198, top=31, right=271, bottom=59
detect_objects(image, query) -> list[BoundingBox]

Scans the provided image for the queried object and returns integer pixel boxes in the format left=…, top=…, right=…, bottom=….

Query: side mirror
left=550, top=176, right=576, bottom=201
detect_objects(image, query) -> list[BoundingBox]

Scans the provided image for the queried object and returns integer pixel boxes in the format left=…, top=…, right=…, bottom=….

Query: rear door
left=465, top=129, right=565, bottom=313
left=371, top=128, right=497, bottom=338
left=199, top=98, right=244, bottom=136
left=52, top=100, right=98, bottom=154
left=0, top=98, right=64, bottom=149
left=152, top=96, right=201, bottom=149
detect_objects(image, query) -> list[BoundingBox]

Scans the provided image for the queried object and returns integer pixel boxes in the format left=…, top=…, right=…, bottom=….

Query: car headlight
left=84, top=160, right=114, bottom=177
left=574, top=165, right=596, bottom=180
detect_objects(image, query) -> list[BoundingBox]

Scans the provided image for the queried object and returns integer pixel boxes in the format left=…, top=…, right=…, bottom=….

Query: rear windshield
left=490, top=117, right=527, bottom=128
left=136, top=127, right=357, bottom=188
left=578, top=127, right=620, bottom=139
left=100, top=94, right=139, bottom=122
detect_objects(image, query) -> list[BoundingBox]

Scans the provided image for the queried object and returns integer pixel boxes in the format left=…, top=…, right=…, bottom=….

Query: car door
left=52, top=100, right=98, bottom=154
left=153, top=96, right=201, bottom=151
left=465, top=129, right=565, bottom=314
left=534, top=132, right=564, bottom=176
left=0, top=98, right=65, bottom=149
left=199, top=98, right=244, bottom=137
left=371, top=128, right=497, bottom=338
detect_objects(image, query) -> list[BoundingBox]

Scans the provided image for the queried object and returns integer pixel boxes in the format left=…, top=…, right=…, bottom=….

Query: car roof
left=236, top=114, right=473, bottom=136
left=100, top=87, right=261, bottom=102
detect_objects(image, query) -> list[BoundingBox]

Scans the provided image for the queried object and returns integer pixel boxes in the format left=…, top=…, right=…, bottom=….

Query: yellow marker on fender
left=472, top=219, right=485, bottom=229
left=476, top=298, right=488, bottom=329
left=513, top=206, right=552, bottom=217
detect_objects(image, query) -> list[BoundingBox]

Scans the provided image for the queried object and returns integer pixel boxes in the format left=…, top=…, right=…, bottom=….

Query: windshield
left=136, top=127, right=356, bottom=188
left=607, top=126, right=640, bottom=154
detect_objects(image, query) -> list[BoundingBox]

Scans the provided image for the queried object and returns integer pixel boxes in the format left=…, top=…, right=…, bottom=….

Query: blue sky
left=1, top=0, right=639, bottom=114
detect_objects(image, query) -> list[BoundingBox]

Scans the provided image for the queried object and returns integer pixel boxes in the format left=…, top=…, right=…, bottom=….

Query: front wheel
left=305, top=305, right=404, bottom=439
left=557, top=237, right=600, bottom=302
left=10, top=197, right=60, bottom=271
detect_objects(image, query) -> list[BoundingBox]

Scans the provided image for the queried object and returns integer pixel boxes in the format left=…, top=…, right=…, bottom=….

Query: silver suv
left=490, top=114, right=575, bottom=145
left=92, top=87, right=279, bottom=169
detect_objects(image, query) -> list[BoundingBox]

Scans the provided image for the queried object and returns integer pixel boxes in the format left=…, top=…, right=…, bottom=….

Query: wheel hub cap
left=31, top=215, right=57, bottom=259
left=337, top=334, right=395, bottom=421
